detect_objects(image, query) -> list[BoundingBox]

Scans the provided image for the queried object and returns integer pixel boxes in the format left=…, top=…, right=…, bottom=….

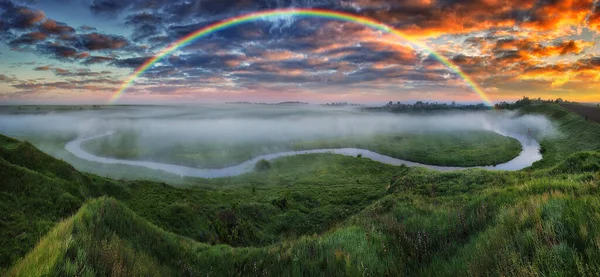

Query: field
left=2, top=103, right=600, bottom=276
left=81, top=130, right=522, bottom=168
left=560, top=103, right=600, bottom=123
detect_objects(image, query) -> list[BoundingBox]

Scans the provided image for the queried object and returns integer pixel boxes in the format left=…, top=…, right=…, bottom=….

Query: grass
left=2, top=103, right=600, bottom=276
left=519, top=104, right=600, bottom=169
left=292, top=130, right=522, bottom=167
left=81, top=130, right=521, bottom=168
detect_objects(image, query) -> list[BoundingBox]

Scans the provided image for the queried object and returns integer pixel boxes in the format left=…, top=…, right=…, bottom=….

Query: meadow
left=2, top=103, right=600, bottom=276
left=81, top=129, right=522, bottom=168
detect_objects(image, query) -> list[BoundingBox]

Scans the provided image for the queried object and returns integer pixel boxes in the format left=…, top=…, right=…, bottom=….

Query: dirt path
left=560, top=103, right=600, bottom=124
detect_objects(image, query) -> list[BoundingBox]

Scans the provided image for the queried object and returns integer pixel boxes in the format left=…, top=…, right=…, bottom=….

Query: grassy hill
left=2, top=104, right=600, bottom=276
left=519, top=104, right=600, bottom=169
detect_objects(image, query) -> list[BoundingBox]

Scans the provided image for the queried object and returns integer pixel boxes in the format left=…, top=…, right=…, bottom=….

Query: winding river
left=65, top=130, right=542, bottom=178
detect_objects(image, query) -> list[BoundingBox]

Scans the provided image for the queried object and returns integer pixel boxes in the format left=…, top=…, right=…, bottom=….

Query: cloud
left=75, top=32, right=129, bottom=50
left=493, top=38, right=593, bottom=59
left=589, top=5, right=600, bottom=31
left=8, top=31, right=47, bottom=47
left=0, top=74, right=18, bottom=83
left=124, top=12, right=164, bottom=41
left=33, top=65, right=51, bottom=71
left=78, top=25, right=97, bottom=32
left=1, top=0, right=599, bottom=103
left=39, top=19, right=75, bottom=35
left=82, top=55, right=114, bottom=64
left=89, top=0, right=131, bottom=16
left=12, top=81, right=114, bottom=91
left=33, top=64, right=115, bottom=78
left=36, top=43, right=89, bottom=60
left=0, top=1, right=45, bottom=29
left=113, top=56, right=152, bottom=68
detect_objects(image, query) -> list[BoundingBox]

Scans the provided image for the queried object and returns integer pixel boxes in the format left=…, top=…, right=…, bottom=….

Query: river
left=65, top=129, right=541, bottom=178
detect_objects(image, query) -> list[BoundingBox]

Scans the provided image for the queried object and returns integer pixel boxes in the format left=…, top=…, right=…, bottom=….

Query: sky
left=0, top=0, right=599, bottom=105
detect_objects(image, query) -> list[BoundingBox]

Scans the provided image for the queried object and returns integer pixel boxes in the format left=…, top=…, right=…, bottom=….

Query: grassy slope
left=0, top=136, right=130, bottom=269
left=0, top=132, right=407, bottom=269
left=3, top=103, right=600, bottom=276
left=7, top=157, right=600, bottom=276
left=81, top=130, right=522, bottom=168
left=520, top=104, right=600, bottom=169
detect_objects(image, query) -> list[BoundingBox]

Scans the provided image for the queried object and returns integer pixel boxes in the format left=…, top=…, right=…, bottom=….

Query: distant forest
left=365, top=100, right=488, bottom=113
left=494, top=97, right=578, bottom=109
left=365, top=97, right=596, bottom=113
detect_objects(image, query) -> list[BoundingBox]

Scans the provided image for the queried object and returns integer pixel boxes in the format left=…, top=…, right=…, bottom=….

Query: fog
left=0, top=105, right=556, bottom=145
left=0, top=104, right=557, bottom=178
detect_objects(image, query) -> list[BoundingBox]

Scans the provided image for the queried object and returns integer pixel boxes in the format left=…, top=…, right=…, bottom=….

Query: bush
left=539, top=144, right=547, bottom=154
left=254, top=159, right=271, bottom=171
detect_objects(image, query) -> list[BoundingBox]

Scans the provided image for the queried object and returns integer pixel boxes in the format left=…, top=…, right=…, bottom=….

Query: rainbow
left=110, top=8, right=493, bottom=106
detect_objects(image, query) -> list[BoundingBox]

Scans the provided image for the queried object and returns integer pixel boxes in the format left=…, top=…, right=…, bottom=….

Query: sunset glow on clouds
left=0, top=0, right=599, bottom=104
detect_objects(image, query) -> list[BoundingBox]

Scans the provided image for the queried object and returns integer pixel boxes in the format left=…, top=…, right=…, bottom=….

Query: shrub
left=254, top=159, right=271, bottom=171
left=539, top=144, right=547, bottom=154
left=271, top=197, right=287, bottom=210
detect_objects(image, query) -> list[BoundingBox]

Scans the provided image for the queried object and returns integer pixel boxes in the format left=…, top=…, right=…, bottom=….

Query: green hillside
left=2, top=104, right=600, bottom=276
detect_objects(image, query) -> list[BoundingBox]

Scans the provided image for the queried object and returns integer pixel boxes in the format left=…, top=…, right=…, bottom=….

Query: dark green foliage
left=0, top=136, right=128, bottom=269
left=254, top=159, right=271, bottom=171
left=550, top=152, right=600, bottom=174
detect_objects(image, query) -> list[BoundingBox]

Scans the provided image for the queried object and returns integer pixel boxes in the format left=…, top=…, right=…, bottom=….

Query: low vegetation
left=254, top=159, right=271, bottom=171
left=292, top=130, right=522, bottom=167
left=2, top=103, right=600, bottom=276
left=81, top=130, right=521, bottom=168
left=517, top=104, right=600, bottom=169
